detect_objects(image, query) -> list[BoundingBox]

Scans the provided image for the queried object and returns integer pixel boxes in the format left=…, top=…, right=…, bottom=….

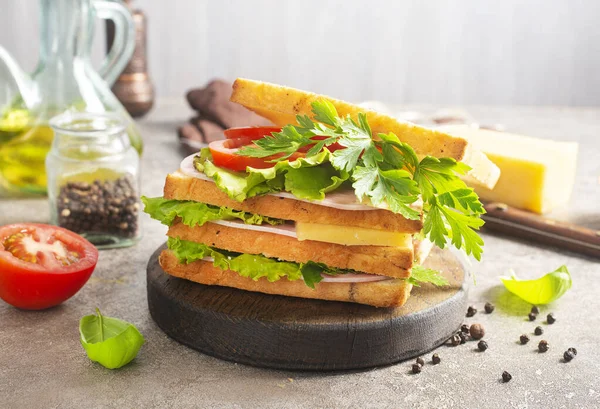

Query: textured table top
left=1, top=100, right=599, bottom=409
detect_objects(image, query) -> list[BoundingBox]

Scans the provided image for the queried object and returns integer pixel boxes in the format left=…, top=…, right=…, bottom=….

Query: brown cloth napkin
left=178, top=79, right=271, bottom=153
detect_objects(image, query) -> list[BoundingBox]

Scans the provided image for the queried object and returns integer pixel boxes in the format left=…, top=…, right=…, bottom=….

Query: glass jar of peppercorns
left=46, top=112, right=141, bottom=248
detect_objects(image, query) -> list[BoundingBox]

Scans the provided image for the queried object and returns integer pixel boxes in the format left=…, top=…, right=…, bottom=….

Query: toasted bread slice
left=164, top=172, right=423, bottom=233
left=159, top=249, right=412, bottom=308
left=167, top=221, right=413, bottom=278
left=231, top=78, right=500, bottom=189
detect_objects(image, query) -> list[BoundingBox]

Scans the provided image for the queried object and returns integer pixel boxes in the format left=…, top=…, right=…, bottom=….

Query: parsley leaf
left=235, top=99, right=486, bottom=259
left=408, top=265, right=449, bottom=287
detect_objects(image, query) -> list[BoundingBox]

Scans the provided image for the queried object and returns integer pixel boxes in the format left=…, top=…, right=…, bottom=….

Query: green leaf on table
left=79, top=309, right=145, bottom=369
left=501, top=265, right=572, bottom=305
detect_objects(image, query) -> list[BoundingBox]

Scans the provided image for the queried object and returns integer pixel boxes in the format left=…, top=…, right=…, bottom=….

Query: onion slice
left=210, top=219, right=297, bottom=238
left=320, top=273, right=392, bottom=283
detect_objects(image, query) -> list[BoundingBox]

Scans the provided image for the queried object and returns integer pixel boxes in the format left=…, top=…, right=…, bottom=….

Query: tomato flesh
left=212, top=126, right=345, bottom=172
left=0, top=223, right=98, bottom=310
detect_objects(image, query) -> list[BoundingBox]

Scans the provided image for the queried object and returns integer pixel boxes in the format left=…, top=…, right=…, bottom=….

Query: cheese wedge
left=438, top=125, right=578, bottom=214
left=296, top=222, right=412, bottom=247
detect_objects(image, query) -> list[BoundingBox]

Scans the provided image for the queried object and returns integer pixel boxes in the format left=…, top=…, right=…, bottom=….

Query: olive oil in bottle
left=0, top=108, right=53, bottom=195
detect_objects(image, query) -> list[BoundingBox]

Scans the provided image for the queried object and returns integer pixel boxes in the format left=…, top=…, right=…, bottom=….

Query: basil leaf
left=500, top=265, right=572, bottom=305
left=79, top=308, right=145, bottom=369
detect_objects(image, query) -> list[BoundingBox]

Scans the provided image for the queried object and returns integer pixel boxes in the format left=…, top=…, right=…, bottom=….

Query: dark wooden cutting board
left=147, top=244, right=468, bottom=371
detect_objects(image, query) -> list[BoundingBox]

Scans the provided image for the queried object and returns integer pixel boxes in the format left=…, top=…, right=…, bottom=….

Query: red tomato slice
left=0, top=223, right=98, bottom=310
left=224, top=126, right=282, bottom=140
left=214, top=126, right=345, bottom=172
left=209, top=137, right=305, bottom=172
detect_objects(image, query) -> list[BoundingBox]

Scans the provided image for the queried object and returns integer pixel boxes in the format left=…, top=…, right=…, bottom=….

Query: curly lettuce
left=142, top=196, right=285, bottom=227
left=193, top=148, right=349, bottom=202
left=167, top=237, right=344, bottom=288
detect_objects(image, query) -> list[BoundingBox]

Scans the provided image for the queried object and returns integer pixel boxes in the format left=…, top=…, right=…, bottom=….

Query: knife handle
left=482, top=202, right=600, bottom=258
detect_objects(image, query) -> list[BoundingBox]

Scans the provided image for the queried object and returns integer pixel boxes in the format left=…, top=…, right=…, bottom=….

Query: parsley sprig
left=237, top=100, right=485, bottom=260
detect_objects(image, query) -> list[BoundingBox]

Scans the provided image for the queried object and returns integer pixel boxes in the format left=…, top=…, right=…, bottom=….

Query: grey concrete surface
left=1, top=100, right=599, bottom=409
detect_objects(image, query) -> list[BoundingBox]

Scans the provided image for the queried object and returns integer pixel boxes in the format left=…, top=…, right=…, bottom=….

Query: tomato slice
left=0, top=223, right=98, bottom=310
left=209, top=137, right=305, bottom=172
left=224, top=126, right=282, bottom=140
left=213, top=126, right=345, bottom=172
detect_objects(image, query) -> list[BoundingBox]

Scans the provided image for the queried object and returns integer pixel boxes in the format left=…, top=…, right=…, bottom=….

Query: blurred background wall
left=1, top=0, right=599, bottom=106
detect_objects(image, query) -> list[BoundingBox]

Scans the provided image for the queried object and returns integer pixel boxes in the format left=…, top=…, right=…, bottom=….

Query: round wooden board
left=147, top=244, right=468, bottom=371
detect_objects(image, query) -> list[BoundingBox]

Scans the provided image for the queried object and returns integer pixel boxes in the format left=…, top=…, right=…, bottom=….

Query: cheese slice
left=296, top=222, right=412, bottom=247
left=438, top=125, right=578, bottom=214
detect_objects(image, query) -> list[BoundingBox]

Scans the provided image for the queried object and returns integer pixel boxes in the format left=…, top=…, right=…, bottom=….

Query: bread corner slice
left=159, top=249, right=412, bottom=308
left=230, top=78, right=500, bottom=189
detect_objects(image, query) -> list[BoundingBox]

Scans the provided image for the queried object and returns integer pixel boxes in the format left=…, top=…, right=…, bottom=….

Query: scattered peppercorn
left=460, top=324, right=470, bottom=333
left=547, top=313, right=556, bottom=324
left=563, top=350, right=575, bottom=362
left=416, top=357, right=425, bottom=367
left=528, top=312, right=537, bottom=321
left=458, top=331, right=468, bottom=344
left=534, top=326, right=543, bottom=336
left=568, top=347, right=577, bottom=356
left=484, top=302, right=495, bottom=314
left=538, top=340, right=549, bottom=353
left=450, top=334, right=461, bottom=346
left=477, top=340, right=488, bottom=351
left=470, top=323, right=485, bottom=340
left=432, top=353, right=441, bottom=365
left=466, top=306, right=477, bottom=317
left=412, top=363, right=422, bottom=374
left=502, top=371, right=512, bottom=383
left=520, top=334, right=530, bottom=345
left=531, top=306, right=540, bottom=315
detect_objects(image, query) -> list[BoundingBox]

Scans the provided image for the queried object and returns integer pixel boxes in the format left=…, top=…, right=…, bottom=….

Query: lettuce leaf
left=167, top=237, right=344, bottom=288
left=142, top=196, right=285, bottom=227
left=194, top=148, right=349, bottom=202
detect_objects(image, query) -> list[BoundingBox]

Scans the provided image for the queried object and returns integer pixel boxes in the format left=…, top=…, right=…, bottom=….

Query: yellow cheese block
left=296, top=222, right=413, bottom=248
left=438, top=125, right=578, bottom=214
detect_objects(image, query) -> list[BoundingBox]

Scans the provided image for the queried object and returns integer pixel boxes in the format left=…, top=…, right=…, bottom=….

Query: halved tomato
left=213, top=126, right=344, bottom=172
left=0, top=223, right=98, bottom=310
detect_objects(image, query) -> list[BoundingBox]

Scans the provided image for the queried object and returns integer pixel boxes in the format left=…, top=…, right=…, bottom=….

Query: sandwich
left=143, top=78, right=499, bottom=308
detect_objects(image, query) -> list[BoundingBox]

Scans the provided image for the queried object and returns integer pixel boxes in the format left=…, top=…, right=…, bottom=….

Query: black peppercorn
left=531, top=306, right=540, bottom=315
left=460, top=324, right=470, bottom=333
left=416, top=357, right=425, bottom=367
left=432, top=353, right=441, bottom=365
left=484, top=302, right=495, bottom=314
left=466, top=306, right=477, bottom=317
left=547, top=313, right=556, bottom=324
left=538, top=340, right=549, bottom=353
left=534, top=326, right=543, bottom=336
left=470, top=323, right=485, bottom=340
left=412, top=363, right=422, bottom=374
left=502, top=371, right=512, bottom=383
left=477, top=340, right=488, bottom=351
left=57, top=176, right=139, bottom=239
left=450, top=334, right=461, bottom=346
left=458, top=331, right=468, bottom=344
left=520, top=334, right=530, bottom=345
left=563, top=350, right=575, bottom=362
left=568, top=347, right=577, bottom=356
left=528, top=312, right=537, bottom=321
